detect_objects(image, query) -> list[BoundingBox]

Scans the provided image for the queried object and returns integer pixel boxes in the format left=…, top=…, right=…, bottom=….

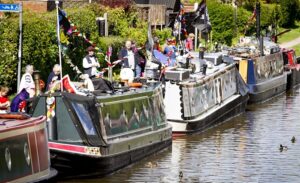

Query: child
left=0, top=86, right=10, bottom=111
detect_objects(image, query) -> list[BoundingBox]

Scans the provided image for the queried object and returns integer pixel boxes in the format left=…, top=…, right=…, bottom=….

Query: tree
left=280, top=0, right=300, bottom=28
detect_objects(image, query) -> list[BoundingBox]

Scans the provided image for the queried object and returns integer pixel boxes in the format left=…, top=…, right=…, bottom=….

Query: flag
left=58, top=9, right=72, bottom=35
left=173, top=2, right=187, bottom=38
left=192, top=0, right=211, bottom=33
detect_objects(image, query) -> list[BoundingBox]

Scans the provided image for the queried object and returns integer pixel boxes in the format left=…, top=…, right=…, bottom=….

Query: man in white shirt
left=83, top=46, right=100, bottom=78
left=127, top=48, right=135, bottom=70
left=18, top=65, right=35, bottom=95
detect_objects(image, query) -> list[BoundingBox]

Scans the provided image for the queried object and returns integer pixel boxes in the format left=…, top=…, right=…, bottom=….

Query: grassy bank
left=278, top=22, right=300, bottom=44
left=290, top=44, right=300, bottom=55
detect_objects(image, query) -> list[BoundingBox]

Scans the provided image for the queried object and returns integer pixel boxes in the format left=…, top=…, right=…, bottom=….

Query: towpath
left=280, top=36, right=300, bottom=48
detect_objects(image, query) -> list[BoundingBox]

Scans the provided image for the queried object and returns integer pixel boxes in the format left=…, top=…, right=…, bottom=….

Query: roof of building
left=134, top=0, right=179, bottom=10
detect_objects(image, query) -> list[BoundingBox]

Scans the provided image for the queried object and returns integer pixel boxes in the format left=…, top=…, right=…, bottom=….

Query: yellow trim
left=239, top=60, right=248, bottom=83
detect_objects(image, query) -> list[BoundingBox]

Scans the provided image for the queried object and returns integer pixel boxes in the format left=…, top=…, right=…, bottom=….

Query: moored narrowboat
left=163, top=53, right=249, bottom=134
left=29, top=82, right=172, bottom=178
left=230, top=37, right=288, bottom=104
left=0, top=114, right=56, bottom=183
left=236, top=52, right=287, bottom=104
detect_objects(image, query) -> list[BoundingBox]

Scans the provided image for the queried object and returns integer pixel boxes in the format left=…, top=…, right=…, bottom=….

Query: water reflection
left=61, top=87, right=300, bottom=183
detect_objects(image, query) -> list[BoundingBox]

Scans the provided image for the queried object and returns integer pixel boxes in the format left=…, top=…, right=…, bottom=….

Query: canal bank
left=60, top=86, right=300, bottom=182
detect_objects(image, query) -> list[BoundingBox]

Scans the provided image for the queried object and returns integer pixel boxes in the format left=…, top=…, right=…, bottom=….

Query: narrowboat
left=230, top=38, right=288, bottom=104
left=28, top=82, right=172, bottom=178
left=161, top=52, right=249, bottom=134
left=282, top=49, right=300, bottom=89
left=0, top=114, right=56, bottom=183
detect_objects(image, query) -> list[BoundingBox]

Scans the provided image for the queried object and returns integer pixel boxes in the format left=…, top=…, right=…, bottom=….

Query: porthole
left=24, top=142, right=31, bottom=166
left=5, top=148, right=11, bottom=171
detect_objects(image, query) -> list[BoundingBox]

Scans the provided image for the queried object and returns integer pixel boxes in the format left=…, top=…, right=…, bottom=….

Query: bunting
left=58, top=9, right=103, bottom=54
left=173, top=2, right=187, bottom=39
left=192, top=0, right=211, bottom=33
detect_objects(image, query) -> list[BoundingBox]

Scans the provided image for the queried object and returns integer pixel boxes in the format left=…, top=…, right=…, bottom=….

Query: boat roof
left=59, top=81, right=162, bottom=99
left=0, top=115, right=45, bottom=132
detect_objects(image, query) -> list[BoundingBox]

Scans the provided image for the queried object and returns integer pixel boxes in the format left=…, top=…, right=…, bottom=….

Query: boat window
left=71, top=102, right=97, bottom=136
left=56, top=97, right=82, bottom=143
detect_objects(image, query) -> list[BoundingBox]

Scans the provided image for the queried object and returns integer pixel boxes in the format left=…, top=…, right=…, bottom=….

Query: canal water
left=62, top=87, right=300, bottom=183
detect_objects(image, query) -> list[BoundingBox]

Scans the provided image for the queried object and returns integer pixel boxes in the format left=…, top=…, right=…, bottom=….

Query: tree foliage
left=279, top=0, right=300, bottom=28
left=207, top=1, right=251, bottom=45
left=0, top=18, right=19, bottom=89
left=0, top=3, right=148, bottom=90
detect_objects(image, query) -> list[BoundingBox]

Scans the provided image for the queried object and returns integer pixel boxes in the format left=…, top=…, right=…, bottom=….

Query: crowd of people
left=0, top=33, right=199, bottom=113
left=0, top=64, right=62, bottom=114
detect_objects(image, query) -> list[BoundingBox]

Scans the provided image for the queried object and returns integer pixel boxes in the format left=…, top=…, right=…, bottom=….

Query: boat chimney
left=33, top=70, right=41, bottom=96
left=256, top=2, right=264, bottom=56
left=202, top=63, right=207, bottom=75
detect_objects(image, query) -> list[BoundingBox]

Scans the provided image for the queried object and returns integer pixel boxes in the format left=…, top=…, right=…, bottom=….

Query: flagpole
left=17, top=3, right=22, bottom=92
left=108, top=46, right=112, bottom=82
left=55, top=0, right=63, bottom=92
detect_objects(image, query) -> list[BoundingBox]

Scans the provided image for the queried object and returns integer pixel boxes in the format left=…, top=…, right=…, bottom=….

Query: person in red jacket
left=0, top=86, right=10, bottom=111
left=185, top=33, right=195, bottom=52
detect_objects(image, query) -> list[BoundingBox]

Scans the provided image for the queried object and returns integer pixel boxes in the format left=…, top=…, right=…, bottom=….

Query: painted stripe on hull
left=49, top=142, right=89, bottom=155
left=28, top=132, right=39, bottom=174
left=35, top=129, right=49, bottom=171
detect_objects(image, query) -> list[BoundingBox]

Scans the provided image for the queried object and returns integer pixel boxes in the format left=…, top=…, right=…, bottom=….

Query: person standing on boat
left=114, top=40, right=141, bottom=78
left=18, top=65, right=35, bottom=96
left=46, top=64, right=61, bottom=91
left=82, top=46, right=113, bottom=91
left=185, top=33, right=195, bottom=52
left=132, top=41, right=146, bottom=77
left=83, top=46, right=101, bottom=78
left=163, top=38, right=177, bottom=66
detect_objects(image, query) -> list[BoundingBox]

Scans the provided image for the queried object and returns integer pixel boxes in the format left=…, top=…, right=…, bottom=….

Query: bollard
left=186, top=57, right=190, bottom=69
left=202, top=63, right=207, bottom=75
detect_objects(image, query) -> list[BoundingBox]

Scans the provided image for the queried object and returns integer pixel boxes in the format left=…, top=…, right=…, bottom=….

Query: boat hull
left=29, top=83, right=172, bottom=178
left=49, top=129, right=172, bottom=178
left=247, top=73, right=287, bottom=104
left=0, top=116, right=56, bottom=183
left=169, top=94, right=248, bottom=134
